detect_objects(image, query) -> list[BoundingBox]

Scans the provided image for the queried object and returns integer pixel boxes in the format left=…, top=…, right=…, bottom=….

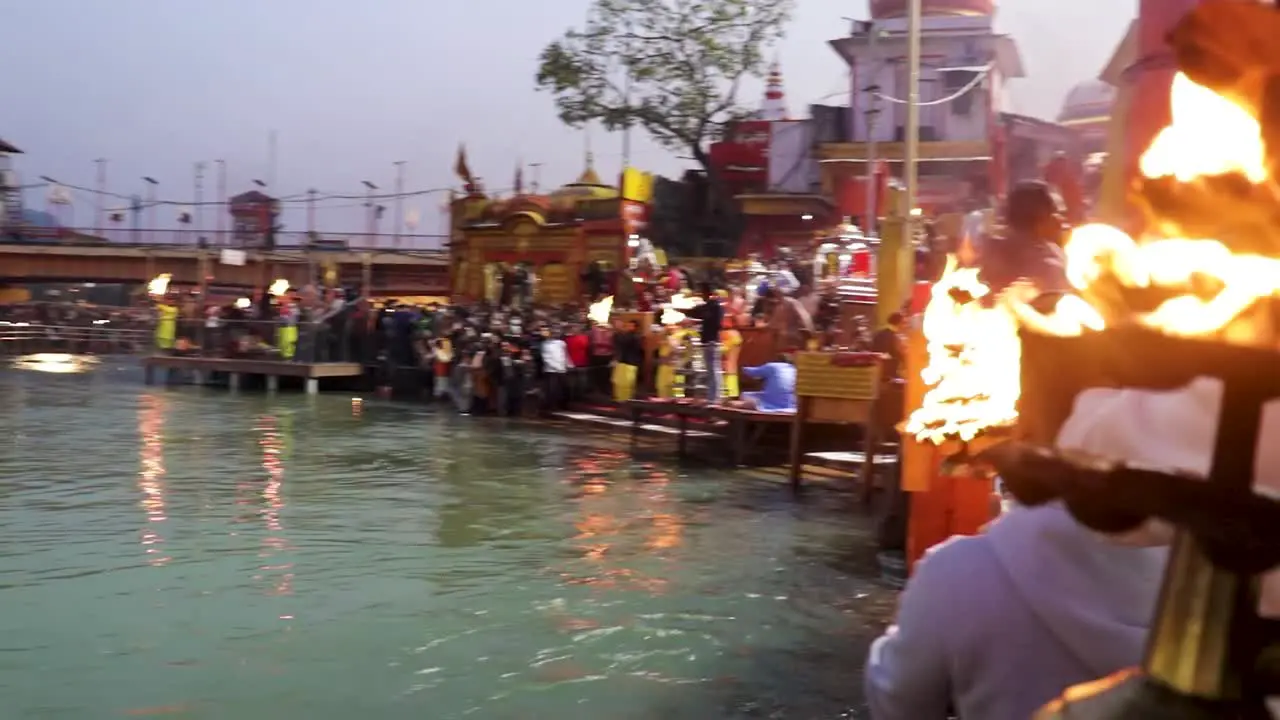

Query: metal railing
left=2, top=227, right=449, bottom=252
left=0, top=321, right=152, bottom=355
left=158, top=317, right=367, bottom=364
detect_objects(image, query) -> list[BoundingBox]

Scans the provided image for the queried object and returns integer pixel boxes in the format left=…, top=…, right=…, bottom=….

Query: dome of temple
left=548, top=157, right=618, bottom=207
left=1058, top=79, right=1115, bottom=123
left=869, top=0, right=994, bottom=19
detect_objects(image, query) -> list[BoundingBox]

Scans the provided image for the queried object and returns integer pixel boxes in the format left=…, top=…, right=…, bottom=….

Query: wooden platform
left=142, top=355, right=363, bottom=393
left=620, top=399, right=796, bottom=464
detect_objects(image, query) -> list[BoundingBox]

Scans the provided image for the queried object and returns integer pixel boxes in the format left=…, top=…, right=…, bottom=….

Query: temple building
left=823, top=0, right=1025, bottom=220
left=707, top=60, right=836, bottom=258
left=1057, top=79, right=1115, bottom=158
left=449, top=149, right=652, bottom=303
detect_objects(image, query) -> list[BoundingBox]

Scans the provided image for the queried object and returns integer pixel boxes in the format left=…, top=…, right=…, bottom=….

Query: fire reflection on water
left=557, top=450, right=685, bottom=595
left=254, top=415, right=294, bottom=606
left=137, top=394, right=171, bottom=567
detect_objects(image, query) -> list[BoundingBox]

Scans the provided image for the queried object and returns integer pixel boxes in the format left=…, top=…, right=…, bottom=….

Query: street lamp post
left=861, top=20, right=882, bottom=239
left=392, top=161, right=406, bottom=248
left=93, top=159, right=107, bottom=236
left=194, top=162, right=206, bottom=246
left=214, top=159, right=226, bottom=245
left=904, top=0, right=922, bottom=238
left=143, top=176, right=159, bottom=241
left=362, top=180, right=377, bottom=246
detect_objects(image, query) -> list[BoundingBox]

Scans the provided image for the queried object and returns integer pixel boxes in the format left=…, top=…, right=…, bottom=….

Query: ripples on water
left=0, top=362, right=894, bottom=719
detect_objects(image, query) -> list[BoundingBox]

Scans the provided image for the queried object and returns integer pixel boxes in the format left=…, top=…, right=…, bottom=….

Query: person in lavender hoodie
left=862, top=381, right=1190, bottom=720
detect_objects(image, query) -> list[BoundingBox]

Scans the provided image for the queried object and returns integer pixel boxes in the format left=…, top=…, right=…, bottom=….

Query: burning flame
left=147, top=274, right=171, bottom=296
left=268, top=278, right=290, bottom=297
left=907, top=72, right=1278, bottom=444
left=659, top=307, right=687, bottom=326
left=587, top=296, right=613, bottom=325
left=669, top=292, right=703, bottom=311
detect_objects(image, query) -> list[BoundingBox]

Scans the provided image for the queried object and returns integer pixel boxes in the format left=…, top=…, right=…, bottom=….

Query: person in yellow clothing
left=153, top=299, right=178, bottom=352
left=654, top=325, right=683, bottom=398
left=720, top=315, right=743, bottom=399
left=670, top=325, right=691, bottom=398
left=276, top=296, right=299, bottom=360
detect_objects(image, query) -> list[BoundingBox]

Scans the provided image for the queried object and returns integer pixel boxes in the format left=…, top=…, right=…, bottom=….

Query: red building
left=706, top=64, right=836, bottom=259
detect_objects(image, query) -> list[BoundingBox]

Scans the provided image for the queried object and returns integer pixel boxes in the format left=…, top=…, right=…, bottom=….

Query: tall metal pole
left=362, top=181, right=377, bottom=246
left=267, top=130, right=278, bottom=189
left=194, top=162, right=205, bottom=245
left=863, top=21, right=881, bottom=237
left=904, top=0, right=922, bottom=232
left=94, top=158, right=107, bottom=236
left=215, top=159, right=227, bottom=245
left=529, top=162, right=543, bottom=193
left=392, top=161, right=406, bottom=248
left=143, top=177, right=159, bottom=239
left=307, top=188, right=317, bottom=235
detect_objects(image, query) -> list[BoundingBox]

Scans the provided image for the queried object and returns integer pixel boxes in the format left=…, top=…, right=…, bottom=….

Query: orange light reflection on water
left=254, top=415, right=294, bottom=604
left=554, top=452, right=684, bottom=596
left=137, top=394, right=171, bottom=567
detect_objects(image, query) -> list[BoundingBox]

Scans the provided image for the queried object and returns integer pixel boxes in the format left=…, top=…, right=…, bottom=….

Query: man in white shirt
left=540, top=328, right=571, bottom=412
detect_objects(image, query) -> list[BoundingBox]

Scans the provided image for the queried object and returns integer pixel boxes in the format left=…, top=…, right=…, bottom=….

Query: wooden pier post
left=306, top=378, right=319, bottom=395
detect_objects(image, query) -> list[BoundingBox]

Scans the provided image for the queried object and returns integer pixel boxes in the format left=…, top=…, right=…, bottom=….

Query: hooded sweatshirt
left=862, top=380, right=1211, bottom=720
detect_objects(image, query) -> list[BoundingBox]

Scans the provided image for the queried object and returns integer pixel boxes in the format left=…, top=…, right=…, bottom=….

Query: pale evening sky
left=1, top=0, right=1132, bottom=238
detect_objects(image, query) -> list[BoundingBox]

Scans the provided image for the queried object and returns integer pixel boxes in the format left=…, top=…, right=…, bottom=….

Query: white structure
left=767, top=120, right=819, bottom=193
left=1058, top=78, right=1115, bottom=155
left=829, top=6, right=1024, bottom=146
left=757, top=59, right=789, bottom=121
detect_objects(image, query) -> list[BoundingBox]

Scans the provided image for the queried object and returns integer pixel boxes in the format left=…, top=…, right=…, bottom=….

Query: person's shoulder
left=911, top=533, right=1002, bottom=588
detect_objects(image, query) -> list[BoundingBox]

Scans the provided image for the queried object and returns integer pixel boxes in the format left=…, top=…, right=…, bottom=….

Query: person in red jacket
left=563, top=325, right=590, bottom=405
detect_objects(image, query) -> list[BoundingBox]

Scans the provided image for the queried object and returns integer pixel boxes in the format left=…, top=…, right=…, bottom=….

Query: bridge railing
left=157, top=316, right=377, bottom=365
left=0, top=321, right=153, bottom=355
left=5, top=227, right=450, bottom=253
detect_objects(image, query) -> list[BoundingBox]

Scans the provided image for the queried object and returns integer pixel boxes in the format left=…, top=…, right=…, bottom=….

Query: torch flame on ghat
left=907, top=72, right=1279, bottom=445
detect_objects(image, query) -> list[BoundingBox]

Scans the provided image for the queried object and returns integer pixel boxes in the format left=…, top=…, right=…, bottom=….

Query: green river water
left=0, top=359, right=894, bottom=719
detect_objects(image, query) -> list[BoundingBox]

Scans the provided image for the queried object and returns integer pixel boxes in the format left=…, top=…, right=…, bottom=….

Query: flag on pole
left=454, top=144, right=474, bottom=187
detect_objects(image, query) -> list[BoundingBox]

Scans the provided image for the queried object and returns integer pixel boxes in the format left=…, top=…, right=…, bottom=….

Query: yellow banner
left=621, top=168, right=654, bottom=203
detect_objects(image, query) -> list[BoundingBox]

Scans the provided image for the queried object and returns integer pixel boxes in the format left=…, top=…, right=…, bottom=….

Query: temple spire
left=576, top=129, right=602, bottom=185
left=758, top=57, right=789, bottom=121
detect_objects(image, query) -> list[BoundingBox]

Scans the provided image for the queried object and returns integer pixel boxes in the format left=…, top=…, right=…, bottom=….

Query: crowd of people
left=145, top=252, right=901, bottom=418
left=0, top=301, right=154, bottom=354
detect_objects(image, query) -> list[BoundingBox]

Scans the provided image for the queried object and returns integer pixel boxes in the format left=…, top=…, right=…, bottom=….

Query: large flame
left=907, top=72, right=1276, bottom=444
left=587, top=296, right=613, bottom=325
left=147, top=274, right=171, bottom=297
left=268, top=278, right=291, bottom=297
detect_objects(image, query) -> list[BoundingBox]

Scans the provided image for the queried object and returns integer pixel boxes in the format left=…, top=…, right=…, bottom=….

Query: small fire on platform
left=905, top=70, right=1280, bottom=447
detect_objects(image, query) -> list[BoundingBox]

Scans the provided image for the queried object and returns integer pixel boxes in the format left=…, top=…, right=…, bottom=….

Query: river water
left=0, top=360, right=894, bottom=719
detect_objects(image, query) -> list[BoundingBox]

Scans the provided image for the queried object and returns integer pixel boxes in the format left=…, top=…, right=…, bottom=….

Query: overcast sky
left=0, top=0, right=1132, bottom=238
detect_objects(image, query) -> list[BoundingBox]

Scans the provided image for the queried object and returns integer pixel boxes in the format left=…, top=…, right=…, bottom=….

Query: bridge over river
left=0, top=241, right=450, bottom=296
